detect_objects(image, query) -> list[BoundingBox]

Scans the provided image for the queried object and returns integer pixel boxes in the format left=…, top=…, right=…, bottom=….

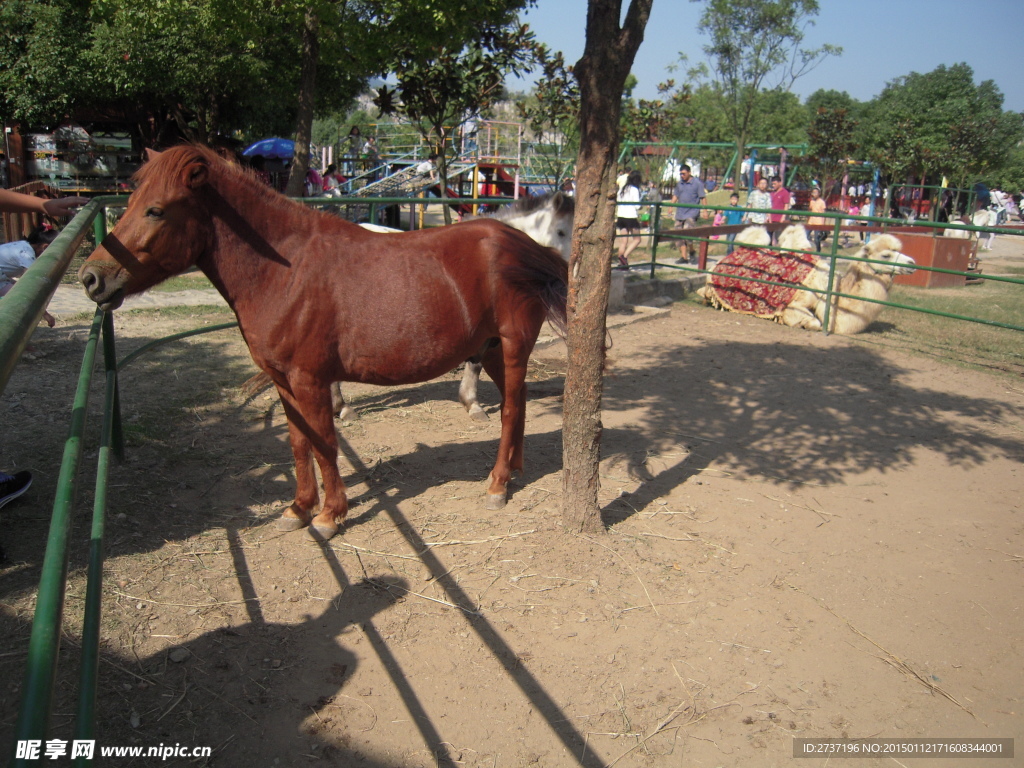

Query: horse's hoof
left=337, top=405, right=358, bottom=422
left=276, top=507, right=309, bottom=532
left=308, top=522, right=339, bottom=541
left=469, top=405, right=489, bottom=422
left=276, top=516, right=307, bottom=532
left=485, top=492, right=507, bottom=510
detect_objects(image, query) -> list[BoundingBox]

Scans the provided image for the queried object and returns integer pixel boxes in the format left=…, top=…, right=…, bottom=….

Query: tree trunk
left=285, top=7, right=319, bottom=198
left=435, top=132, right=453, bottom=225
left=732, top=131, right=748, bottom=191
left=561, top=0, right=652, bottom=534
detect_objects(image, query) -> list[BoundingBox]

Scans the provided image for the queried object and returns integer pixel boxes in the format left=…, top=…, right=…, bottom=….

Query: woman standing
left=615, top=170, right=643, bottom=269
left=807, top=187, right=828, bottom=252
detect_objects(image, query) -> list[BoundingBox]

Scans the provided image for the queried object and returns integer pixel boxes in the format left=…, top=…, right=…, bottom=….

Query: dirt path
left=2, top=270, right=1022, bottom=767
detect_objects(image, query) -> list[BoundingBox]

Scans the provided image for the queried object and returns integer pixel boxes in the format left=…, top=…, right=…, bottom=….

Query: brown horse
left=79, top=145, right=567, bottom=540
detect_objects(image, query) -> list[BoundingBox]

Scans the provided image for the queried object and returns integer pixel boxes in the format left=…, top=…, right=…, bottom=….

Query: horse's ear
left=183, top=161, right=209, bottom=190
left=145, top=148, right=162, bottom=162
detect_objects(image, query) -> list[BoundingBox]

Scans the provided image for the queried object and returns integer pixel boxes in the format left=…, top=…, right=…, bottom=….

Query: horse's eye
left=146, top=207, right=164, bottom=219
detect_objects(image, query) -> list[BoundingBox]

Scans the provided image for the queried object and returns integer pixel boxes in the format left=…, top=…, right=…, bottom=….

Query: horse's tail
left=240, top=370, right=274, bottom=399
left=500, top=234, right=568, bottom=339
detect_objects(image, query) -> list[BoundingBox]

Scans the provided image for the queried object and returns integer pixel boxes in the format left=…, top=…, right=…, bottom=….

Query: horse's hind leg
left=331, top=382, right=358, bottom=421
left=458, top=359, right=488, bottom=422
left=480, top=342, right=529, bottom=510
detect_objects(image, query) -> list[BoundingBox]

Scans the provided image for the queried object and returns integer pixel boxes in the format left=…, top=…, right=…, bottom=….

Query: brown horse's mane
left=134, top=144, right=306, bottom=213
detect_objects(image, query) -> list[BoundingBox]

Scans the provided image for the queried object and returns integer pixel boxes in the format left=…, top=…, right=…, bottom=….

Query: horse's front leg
left=276, top=376, right=349, bottom=540
left=273, top=383, right=319, bottom=532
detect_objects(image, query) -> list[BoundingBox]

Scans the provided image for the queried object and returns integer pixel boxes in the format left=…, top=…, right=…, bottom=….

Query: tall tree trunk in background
left=561, top=0, right=652, bottom=533
left=285, top=7, right=319, bottom=197
left=435, top=132, right=453, bottom=225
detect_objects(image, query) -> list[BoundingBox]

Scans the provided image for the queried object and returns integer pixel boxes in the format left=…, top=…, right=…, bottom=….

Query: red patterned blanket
left=706, top=247, right=820, bottom=318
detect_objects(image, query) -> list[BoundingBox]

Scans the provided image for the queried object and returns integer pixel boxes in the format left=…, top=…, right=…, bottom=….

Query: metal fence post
left=11, top=309, right=104, bottom=764
left=649, top=201, right=661, bottom=279
left=820, top=217, right=843, bottom=335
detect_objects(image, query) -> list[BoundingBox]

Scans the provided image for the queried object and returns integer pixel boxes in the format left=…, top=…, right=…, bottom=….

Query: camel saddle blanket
left=706, top=247, right=820, bottom=318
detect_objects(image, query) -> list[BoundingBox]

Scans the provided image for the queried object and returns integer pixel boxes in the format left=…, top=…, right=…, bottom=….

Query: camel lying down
left=698, top=225, right=916, bottom=334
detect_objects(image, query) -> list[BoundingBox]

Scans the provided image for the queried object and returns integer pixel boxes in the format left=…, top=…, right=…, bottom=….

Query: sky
left=509, top=0, right=1024, bottom=114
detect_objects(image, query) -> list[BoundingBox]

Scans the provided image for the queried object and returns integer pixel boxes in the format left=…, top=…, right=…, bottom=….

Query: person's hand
left=41, top=196, right=88, bottom=218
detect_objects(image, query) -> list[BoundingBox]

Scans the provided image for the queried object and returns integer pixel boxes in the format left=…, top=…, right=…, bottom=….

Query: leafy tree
left=31, top=0, right=303, bottom=144
left=661, top=81, right=729, bottom=146
left=805, top=88, right=859, bottom=116
left=744, top=88, right=807, bottom=147
left=562, top=0, right=652, bottom=533
left=806, top=103, right=857, bottom=193
left=517, top=45, right=581, bottom=186
left=374, top=17, right=538, bottom=222
left=621, top=97, right=672, bottom=143
left=2, top=0, right=538, bottom=193
left=691, top=0, right=840, bottom=187
left=860, top=63, right=1023, bottom=197
left=989, top=143, right=1024, bottom=193
left=0, top=0, right=91, bottom=126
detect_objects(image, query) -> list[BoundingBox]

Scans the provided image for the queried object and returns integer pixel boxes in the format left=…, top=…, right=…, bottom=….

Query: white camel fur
left=701, top=224, right=916, bottom=334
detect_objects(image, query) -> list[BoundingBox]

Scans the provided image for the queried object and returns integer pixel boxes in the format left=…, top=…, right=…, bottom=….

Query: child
left=0, top=227, right=58, bottom=327
left=842, top=202, right=860, bottom=247
left=711, top=209, right=725, bottom=239
left=722, top=192, right=744, bottom=254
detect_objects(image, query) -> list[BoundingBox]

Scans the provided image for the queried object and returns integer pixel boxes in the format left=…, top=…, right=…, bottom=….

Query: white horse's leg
left=331, top=382, right=358, bottom=421
left=459, top=360, right=489, bottom=421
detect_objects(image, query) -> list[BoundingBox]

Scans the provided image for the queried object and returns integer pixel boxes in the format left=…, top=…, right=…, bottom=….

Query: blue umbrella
left=242, top=138, right=295, bottom=160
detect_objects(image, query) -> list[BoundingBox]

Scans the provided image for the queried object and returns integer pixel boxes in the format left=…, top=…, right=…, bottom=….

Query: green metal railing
left=4, top=202, right=125, bottom=767
left=617, top=199, right=1024, bottom=334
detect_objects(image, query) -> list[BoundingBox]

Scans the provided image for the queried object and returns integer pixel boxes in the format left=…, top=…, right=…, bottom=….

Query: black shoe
left=0, top=471, right=31, bottom=509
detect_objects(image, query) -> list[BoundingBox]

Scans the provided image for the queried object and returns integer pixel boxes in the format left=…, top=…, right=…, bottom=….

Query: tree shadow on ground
left=595, top=338, right=1020, bottom=525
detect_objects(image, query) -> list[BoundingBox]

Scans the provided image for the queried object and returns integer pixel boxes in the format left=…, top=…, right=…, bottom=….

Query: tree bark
left=561, top=0, right=652, bottom=534
left=285, top=7, right=319, bottom=198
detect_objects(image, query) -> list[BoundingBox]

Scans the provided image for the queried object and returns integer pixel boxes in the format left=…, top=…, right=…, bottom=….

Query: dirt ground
left=1, top=248, right=1022, bottom=766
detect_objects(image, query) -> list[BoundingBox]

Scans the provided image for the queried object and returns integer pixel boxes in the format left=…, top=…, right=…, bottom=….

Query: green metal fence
left=620, top=200, right=1024, bottom=335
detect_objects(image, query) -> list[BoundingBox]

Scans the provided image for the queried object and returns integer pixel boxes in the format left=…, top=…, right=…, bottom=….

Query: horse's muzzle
left=79, top=263, right=126, bottom=311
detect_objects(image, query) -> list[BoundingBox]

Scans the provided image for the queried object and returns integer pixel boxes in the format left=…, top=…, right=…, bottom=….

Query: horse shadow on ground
left=0, top=569, right=426, bottom=767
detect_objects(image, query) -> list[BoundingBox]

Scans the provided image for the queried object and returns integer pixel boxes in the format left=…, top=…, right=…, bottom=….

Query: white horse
left=244, top=192, right=575, bottom=420
left=700, top=225, right=916, bottom=334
